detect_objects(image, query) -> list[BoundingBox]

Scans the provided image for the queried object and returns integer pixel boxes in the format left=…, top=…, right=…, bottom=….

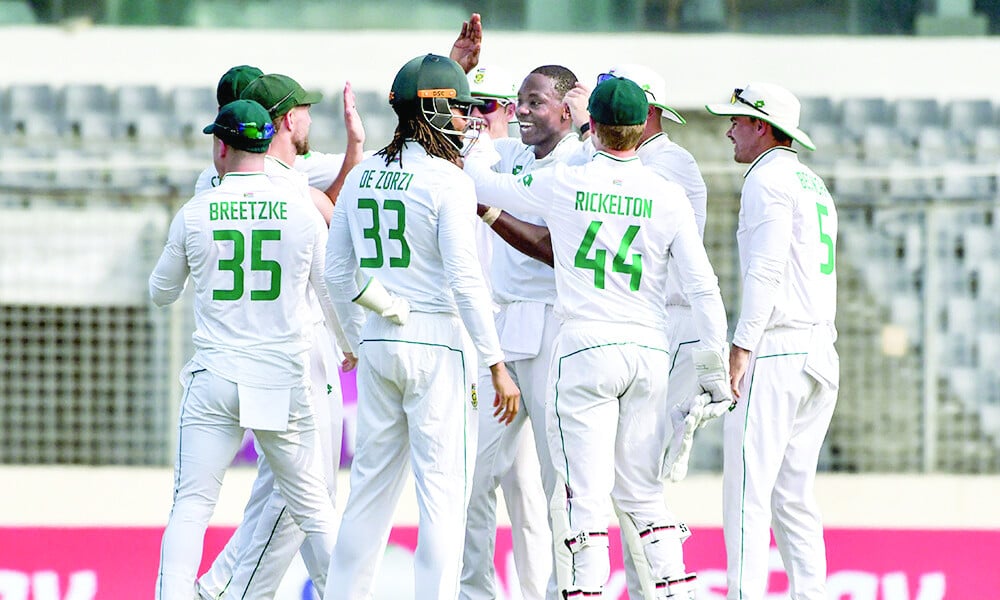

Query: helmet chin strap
left=420, top=97, right=483, bottom=155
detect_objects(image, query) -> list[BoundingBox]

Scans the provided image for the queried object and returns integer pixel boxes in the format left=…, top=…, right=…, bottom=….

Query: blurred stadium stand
left=1, top=79, right=999, bottom=473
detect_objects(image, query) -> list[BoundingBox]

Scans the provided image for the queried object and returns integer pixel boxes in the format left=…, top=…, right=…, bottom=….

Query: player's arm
left=323, top=202, right=365, bottom=354
left=148, top=211, right=190, bottom=307
left=464, top=141, right=553, bottom=217
left=440, top=181, right=520, bottom=424
left=322, top=81, right=366, bottom=212
left=731, top=185, right=794, bottom=354
left=449, top=12, right=482, bottom=74
left=307, top=215, right=360, bottom=360
left=478, top=203, right=554, bottom=267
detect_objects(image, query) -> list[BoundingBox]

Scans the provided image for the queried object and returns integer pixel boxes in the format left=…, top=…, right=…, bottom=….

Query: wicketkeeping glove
left=692, top=349, right=735, bottom=422
left=352, top=276, right=410, bottom=326
left=661, top=393, right=705, bottom=482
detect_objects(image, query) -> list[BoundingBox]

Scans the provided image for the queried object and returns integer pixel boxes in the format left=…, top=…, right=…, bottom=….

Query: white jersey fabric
left=467, top=146, right=725, bottom=348
left=194, top=150, right=347, bottom=196
left=488, top=133, right=582, bottom=306
left=325, top=143, right=502, bottom=366
left=150, top=172, right=337, bottom=388
left=733, top=146, right=838, bottom=350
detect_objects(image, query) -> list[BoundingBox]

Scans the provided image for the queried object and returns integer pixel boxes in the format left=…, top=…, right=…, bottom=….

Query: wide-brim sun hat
left=601, top=63, right=685, bottom=125
left=705, top=82, right=816, bottom=151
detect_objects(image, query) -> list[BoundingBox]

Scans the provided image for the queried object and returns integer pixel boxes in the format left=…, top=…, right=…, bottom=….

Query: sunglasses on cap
left=597, top=73, right=657, bottom=102
left=215, top=121, right=276, bottom=140
left=731, top=88, right=769, bottom=116
left=266, top=90, right=297, bottom=116
left=471, top=98, right=511, bottom=115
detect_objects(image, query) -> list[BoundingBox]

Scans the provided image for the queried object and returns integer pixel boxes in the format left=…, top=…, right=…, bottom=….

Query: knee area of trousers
left=563, top=529, right=610, bottom=554
left=639, top=521, right=691, bottom=545
left=655, top=572, right=697, bottom=599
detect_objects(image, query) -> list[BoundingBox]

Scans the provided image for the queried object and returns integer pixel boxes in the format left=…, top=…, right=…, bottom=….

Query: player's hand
left=729, top=344, right=751, bottom=399
left=341, top=352, right=358, bottom=372
left=343, top=80, right=366, bottom=147
left=489, top=362, right=520, bottom=425
left=564, top=82, right=591, bottom=130
left=662, top=395, right=702, bottom=482
left=449, top=13, right=482, bottom=73
left=693, top=349, right=735, bottom=411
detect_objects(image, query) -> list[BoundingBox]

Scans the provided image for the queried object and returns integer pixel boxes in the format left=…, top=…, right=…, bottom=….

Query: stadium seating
left=2, top=85, right=999, bottom=471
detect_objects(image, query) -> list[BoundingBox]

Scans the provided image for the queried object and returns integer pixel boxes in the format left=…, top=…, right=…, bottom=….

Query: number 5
left=817, top=202, right=835, bottom=275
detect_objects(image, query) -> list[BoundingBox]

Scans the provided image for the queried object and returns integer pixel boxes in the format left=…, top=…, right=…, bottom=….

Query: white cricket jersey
left=294, top=150, right=347, bottom=191
left=149, top=172, right=331, bottom=387
left=324, top=142, right=504, bottom=367
left=466, top=150, right=727, bottom=351
left=637, top=132, right=708, bottom=309
left=732, top=146, right=838, bottom=351
left=487, top=133, right=583, bottom=305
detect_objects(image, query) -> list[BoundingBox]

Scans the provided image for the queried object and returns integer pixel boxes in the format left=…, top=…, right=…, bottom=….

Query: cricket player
left=462, top=64, right=551, bottom=600
left=150, top=99, right=339, bottom=600
left=706, top=82, right=839, bottom=600
left=323, top=53, right=520, bottom=600
left=465, top=77, right=730, bottom=600
left=196, top=72, right=373, bottom=600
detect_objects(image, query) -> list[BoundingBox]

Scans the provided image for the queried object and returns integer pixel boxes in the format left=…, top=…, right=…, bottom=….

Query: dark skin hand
left=477, top=203, right=554, bottom=267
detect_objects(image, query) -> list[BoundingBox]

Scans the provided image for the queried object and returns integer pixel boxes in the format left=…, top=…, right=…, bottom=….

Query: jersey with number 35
left=149, top=172, right=329, bottom=388
left=467, top=151, right=727, bottom=352
left=732, top=147, right=838, bottom=352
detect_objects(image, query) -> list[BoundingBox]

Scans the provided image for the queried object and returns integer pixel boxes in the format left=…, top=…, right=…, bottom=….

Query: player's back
left=545, top=154, right=702, bottom=332
left=183, top=172, right=320, bottom=387
left=741, top=148, right=838, bottom=327
left=337, top=145, right=478, bottom=314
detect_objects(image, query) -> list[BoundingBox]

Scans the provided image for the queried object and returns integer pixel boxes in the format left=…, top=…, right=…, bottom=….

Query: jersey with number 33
left=325, top=144, right=504, bottom=367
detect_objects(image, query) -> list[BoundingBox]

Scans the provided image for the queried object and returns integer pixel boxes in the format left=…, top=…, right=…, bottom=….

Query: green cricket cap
left=587, top=76, right=649, bottom=126
left=389, top=53, right=482, bottom=106
left=241, top=73, right=323, bottom=119
left=203, top=99, right=275, bottom=153
left=216, top=65, right=263, bottom=107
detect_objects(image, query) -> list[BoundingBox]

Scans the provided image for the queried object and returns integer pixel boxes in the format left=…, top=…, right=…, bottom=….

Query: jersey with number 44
left=149, top=172, right=328, bottom=387
left=467, top=151, right=727, bottom=350
left=733, top=146, right=838, bottom=352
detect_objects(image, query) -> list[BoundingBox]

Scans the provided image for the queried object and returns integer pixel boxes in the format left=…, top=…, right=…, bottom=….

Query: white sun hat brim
left=705, top=82, right=816, bottom=151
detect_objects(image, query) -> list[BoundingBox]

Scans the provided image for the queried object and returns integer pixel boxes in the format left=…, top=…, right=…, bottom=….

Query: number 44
left=574, top=220, right=643, bottom=291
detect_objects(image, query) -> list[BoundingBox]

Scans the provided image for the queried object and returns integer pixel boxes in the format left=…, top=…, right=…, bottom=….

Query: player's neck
left=532, top=128, right=573, bottom=160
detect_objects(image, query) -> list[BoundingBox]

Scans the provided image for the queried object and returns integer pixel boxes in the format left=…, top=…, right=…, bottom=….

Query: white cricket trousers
left=723, top=327, right=838, bottom=600
left=620, top=306, right=698, bottom=600
left=548, top=322, right=683, bottom=592
left=156, top=369, right=336, bottom=600
left=461, top=305, right=559, bottom=600
left=197, top=321, right=343, bottom=599
left=325, top=312, right=477, bottom=600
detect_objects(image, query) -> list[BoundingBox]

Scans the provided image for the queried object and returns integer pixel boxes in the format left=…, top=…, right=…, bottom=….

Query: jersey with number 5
left=325, top=145, right=503, bottom=367
left=466, top=151, right=727, bottom=351
left=732, top=147, right=838, bottom=351
left=149, top=172, right=328, bottom=387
